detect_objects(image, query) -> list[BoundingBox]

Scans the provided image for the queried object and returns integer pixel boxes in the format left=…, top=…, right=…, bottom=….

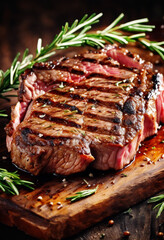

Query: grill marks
left=20, top=50, right=149, bottom=146
left=31, top=73, right=129, bottom=138
left=8, top=44, right=163, bottom=177
left=50, top=88, right=126, bottom=108
left=22, top=117, right=122, bottom=147
left=34, top=111, right=82, bottom=129
left=31, top=101, right=125, bottom=138
left=24, top=95, right=135, bottom=147
left=37, top=97, right=84, bottom=115
left=37, top=95, right=123, bottom=122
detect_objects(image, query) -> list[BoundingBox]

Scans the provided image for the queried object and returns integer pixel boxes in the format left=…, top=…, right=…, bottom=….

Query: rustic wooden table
left=0, top=1, right=164, bottom=239
left=0, top=199, right=163, bottom=240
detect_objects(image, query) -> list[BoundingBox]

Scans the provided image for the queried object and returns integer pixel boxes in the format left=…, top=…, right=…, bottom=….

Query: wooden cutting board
left=0, top=115, right=164, bottom=240
left=0, top=42, right=164, bottom=240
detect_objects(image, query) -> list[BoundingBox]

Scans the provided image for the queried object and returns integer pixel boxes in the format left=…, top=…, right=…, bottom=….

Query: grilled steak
left=5, top=44, right=164, bottom=175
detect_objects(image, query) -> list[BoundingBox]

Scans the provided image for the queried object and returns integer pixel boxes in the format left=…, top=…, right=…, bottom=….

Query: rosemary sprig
left=0, top=13, right=103, bottom=99
left=0, top=13, right=163, bottom=104
left=0, top=109, right=8, bottom=117
left=34, top=13, right=104, bottom=61
left=148, top=194, right=164, bottom=218
left=0, top=168, right=34, bottom=195
left=139, top=39, right=164, bottom=60
left=96, top=13, right=155, bottom=45
left=66, top=186, right=98, bottom=203
left=0, top=50, right=33, bottom=99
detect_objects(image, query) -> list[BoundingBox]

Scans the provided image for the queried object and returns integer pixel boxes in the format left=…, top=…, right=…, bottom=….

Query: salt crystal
left=39, top=114, right=46, bottom=118
left=38, top=133, right=43, bottom=137
left=57, top=204, right=63, bottom=210
left=69, top=87, right=74, bottom=92
left=37, top=196, right=43, bottom=200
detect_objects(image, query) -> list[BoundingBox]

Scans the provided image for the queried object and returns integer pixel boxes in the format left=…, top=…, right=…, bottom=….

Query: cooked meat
left=5, top=44, right=164, bottom=175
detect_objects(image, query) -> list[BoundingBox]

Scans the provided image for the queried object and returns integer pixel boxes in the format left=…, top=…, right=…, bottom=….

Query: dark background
left=0, top=0, right=164, bottom=70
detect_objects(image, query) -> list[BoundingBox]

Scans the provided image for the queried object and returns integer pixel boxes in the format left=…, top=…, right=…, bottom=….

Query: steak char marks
left=6, top=45, right=164, bottom=175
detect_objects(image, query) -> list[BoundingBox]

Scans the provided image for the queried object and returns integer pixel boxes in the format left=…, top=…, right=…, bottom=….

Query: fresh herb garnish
left=139, top=39, right=164, bottom=60
left=66, top=185, right=98, bottom=202
left=64, top=109, right=71, bottom=113
left=0, top=13, right=102, bottom=101
left=0, top=12, right=163, bottom=113
left=123, top=208, right=133, bottom=216
left=0, top=13, right=159, bottom=98
left=0, top=109, right=8, bottom=117
left=121, top=173, right=127, bottom=177
left=148, top=194, right=164, bottom=218
left=115, top=80, right=123, bottom=86
left=81, top=130, right=86, bottom=137
left=66, top=109, right=78, bottom=118
left=0, top=168, right=34, bottom=195
left=83, top=178, right=91, bottom=187
left=95, top=13, right=155, bottom=45
left=41, top=103, right=47, bottom=108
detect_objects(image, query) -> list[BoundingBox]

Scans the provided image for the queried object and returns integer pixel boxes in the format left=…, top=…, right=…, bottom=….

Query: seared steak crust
left=6, top=45, right=164, bottom=175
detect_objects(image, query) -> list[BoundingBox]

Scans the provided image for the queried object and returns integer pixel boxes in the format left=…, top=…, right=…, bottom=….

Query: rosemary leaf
left=148, top=194, right=164, bottom=203
left=148, top=194, right=164, bottom=218
left=98, top=13, right=155, bottom=46
left=66, top=185, right=98, bottom=203
left=0, top=168, right=34, bottom=195
left=0, top=113, right=8, bottom=117
left=0, top=12, right=162, bottom=115
left=156, top=202, right=164, bottom=218
left=139, top=39, right=164, bottom=60
left=0, top=109, right=8, bottom=117
left=100, top=13, right=124, bottom=34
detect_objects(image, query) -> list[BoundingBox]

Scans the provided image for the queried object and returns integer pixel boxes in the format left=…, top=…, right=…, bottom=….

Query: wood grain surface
left=0, top=110, right=164, bottom=240
left=0, top=2, right=164, bottom=239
